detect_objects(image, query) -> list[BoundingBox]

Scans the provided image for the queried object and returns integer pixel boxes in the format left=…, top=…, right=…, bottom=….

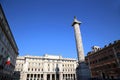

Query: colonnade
left=26, top=73, right=76, bottom=80
left=63, top=74, right=76, bottom=80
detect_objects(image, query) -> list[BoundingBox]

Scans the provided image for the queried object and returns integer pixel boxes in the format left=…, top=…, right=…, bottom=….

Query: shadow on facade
left=0, top=72, right=13, bottom=80
left=0, top=56, right=13, bottom=80
left=89, top=78, right=120, bottom=80
left=13, top=71, right=20, bottom=80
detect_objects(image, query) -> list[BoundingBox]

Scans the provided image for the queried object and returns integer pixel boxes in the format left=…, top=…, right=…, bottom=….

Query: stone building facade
left=0, top=4, right=19, bottom=80
left=86, top=40, right=120, bottom=79
left=15, top=54, right=77, bottom=80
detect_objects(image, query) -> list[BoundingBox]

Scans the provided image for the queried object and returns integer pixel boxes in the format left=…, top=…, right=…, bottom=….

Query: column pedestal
left=76, top=62, right=90, bottom=80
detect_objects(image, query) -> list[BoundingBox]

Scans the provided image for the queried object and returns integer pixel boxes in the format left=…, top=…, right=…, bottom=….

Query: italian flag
left=6, top=55, right=10, bottom=65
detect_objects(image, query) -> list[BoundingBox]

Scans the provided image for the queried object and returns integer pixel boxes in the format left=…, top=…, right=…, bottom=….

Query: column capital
left=72, top=16, right=81, bottom=26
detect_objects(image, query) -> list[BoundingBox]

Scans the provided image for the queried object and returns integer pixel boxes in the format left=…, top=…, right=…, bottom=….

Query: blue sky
left=0, top=0, right=120, bottom=59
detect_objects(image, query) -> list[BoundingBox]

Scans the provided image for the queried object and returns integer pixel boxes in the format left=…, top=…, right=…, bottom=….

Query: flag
left=6, top=55, right=10, bottom=65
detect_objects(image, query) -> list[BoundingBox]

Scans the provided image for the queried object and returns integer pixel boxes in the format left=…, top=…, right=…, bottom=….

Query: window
left=35, top=68, right=36, bottom=71
left=1, top=47, right=4, bottom=53
left=28, top=68, right=30, bottom=71
left=31, top=74, right=33, bottom=77
left=27, top=74, right=29, bottom=77
left=117, top=52, right=120, bottom=57
left=34, top=74, right=36, bottom=78
left=38, top=74, right=40, bottom=78
left=41, top=74, right=43, bottom=78
left=113, top=63, right=117, bottom=68
left=109, top=55, right=114, bottom=58
left=115, top=45, right=120, bottom=50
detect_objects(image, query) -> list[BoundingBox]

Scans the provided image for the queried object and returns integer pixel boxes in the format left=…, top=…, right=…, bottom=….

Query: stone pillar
left=72, top=16, right=84, bottom=62
left=43, top=60, right=47, bottom=72
left=33, top=74, right=35, bottom=80
left=64, top=74, right=66, bottom=80
left=72, top=17, right=91, bottom=80
left=22, top=73, right=27, bottom=80
left=22, top=59, right=28, bottom=80
left=67, top=74, right=68, bottom=79
left=23, top=59, right=28, bottom=71
left=37, top=74, right=38, bottom=80
left=43, top=73, right=47, bottom=80
left=40, top=74, right=41, bottom=80
left=72, top=74, right=73, bottom=80
left=59, top=73, right=62, bottom=80
left=70, top=74, right=71, bottom=80
left=55, top=74, right=56, bottom=80
left=50, top=74, right=52, bottom=80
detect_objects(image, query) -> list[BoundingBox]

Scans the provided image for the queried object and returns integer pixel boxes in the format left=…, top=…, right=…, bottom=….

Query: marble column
left=59, top=73, right=62, bottom=80
left=72, top=16, right=85, bottom=62
left=40, top=74, right=41, bottom=80
left=50, top=74, right=52, bottom=80
left=55, top=74, right=56, bottom=80
left=22, top=73, right=27, bottom=80
left=43, top=73, right=47, bottom=80
left=32, top=73, right=34, bottom=80
left=72, top=17, right=91, bottom=80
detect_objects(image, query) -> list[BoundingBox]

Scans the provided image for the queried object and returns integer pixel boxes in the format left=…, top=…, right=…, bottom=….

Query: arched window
left=42, top=68, right=43, bottom=71
left=28, top=68, right=30, bottom=71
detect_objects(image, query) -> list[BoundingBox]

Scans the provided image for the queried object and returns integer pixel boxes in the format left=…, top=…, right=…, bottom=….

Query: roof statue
left=72, top=16, right=81, bottom=26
